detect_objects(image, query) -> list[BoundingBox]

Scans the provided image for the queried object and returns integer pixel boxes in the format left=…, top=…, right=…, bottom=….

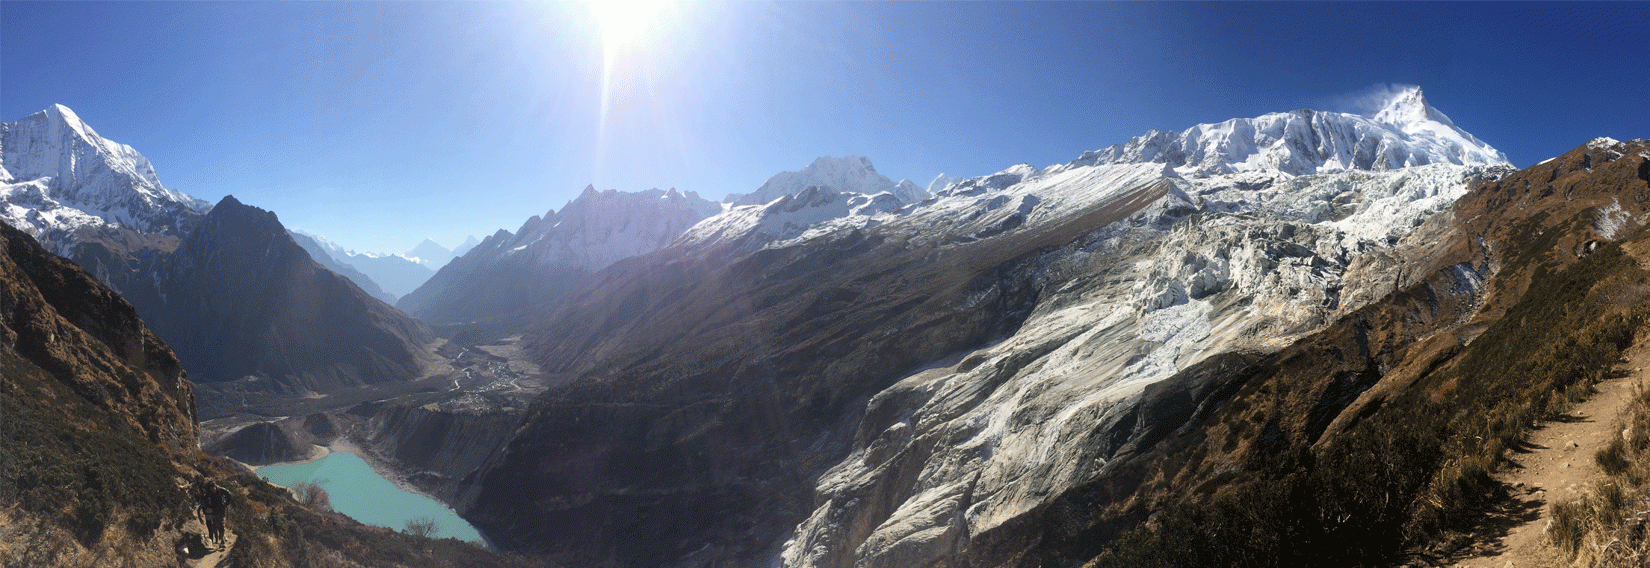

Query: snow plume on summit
left=1328, top=83, right=1431, bottom=117
left=1, top=105, right=208, bottom=251
left=1069, top=85, right=1509, bottom=178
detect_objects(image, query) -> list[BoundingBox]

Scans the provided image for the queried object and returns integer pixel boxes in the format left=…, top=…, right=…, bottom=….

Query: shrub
left=404, top=517, right=440, bottom=539
left=1550, top=499, right=1590, bottom=555
left=291, top=481, right=332, bottom=511
left=1598, top=438, right=1631, bottom=476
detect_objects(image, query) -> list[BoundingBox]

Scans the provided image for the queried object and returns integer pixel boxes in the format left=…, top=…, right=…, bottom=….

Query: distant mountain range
left=288, top=230, right=479, bottom=303
left=397, top=185, right=723, bottom=330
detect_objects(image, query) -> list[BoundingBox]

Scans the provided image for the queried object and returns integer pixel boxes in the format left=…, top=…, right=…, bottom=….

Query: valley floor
left=1443, top=342, right=1650, bottom=567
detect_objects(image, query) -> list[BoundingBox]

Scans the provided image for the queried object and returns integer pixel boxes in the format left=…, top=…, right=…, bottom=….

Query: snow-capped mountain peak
left=510, top=185, right=723, bottom=270
left=1064, top=86, right=1509, bottom=179
left=1370, top=86, right=1453, bottom=128
left=2, top=104, right=208, bottom=251
left=735, top=155, right=909, bottom=206
left=928, top=173, right=962, bottom=194
left=892, top=179, right=928, bottom=203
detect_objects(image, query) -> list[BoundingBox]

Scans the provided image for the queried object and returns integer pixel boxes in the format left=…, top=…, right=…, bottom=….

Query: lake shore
left=252, top=440, right=492, bottom=548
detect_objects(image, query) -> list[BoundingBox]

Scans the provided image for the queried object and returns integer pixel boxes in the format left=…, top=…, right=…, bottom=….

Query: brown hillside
left=1, top=220, right=544, bottom=568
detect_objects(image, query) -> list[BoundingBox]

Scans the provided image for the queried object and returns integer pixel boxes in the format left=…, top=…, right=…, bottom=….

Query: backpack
left=209, top=485, right=231, bottom=511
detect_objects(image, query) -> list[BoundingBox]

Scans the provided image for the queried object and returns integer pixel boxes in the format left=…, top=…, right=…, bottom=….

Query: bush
left=1598, top=438, right=1632, bottom=476
left=1550, top=499, right=1590, bottom=555
left=404, top=516, right=439, bottom=539
left=291, top=481, right=332, bottom=511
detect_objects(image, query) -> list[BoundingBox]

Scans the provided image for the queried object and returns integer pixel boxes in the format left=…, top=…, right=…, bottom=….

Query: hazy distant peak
left=407, top=238, right=452, bottom=262
left=452, top=234, right=481, bottom=257
left=737, top=155, right=902, bottom=206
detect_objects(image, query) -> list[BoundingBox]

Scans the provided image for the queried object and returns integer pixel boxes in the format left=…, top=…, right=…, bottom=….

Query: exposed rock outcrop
left=354, top=401, right=527, bottom=502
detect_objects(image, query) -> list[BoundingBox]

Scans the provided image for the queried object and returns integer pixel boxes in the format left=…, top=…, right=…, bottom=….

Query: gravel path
left=1446, top=345, right=1649, bottom=568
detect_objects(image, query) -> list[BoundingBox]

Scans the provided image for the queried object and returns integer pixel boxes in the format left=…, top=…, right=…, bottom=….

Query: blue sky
left=3, top=1, right=1647, bottom=254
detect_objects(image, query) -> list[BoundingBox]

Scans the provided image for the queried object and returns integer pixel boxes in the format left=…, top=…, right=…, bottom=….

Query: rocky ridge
left=398, top=185, right=722, bottom=329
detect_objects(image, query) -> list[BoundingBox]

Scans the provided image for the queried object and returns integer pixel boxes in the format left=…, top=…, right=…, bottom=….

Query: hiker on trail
left=203, top=482, right=232, bottom=547
left=191, top=476, right=211, bottom=523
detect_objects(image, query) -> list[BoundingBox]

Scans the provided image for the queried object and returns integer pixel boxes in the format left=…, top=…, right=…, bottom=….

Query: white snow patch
left=1595, top=198, right=1632, bottom=241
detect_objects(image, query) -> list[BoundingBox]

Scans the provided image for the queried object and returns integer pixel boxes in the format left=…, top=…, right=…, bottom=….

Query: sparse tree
left=291, top=481, right=332, bottom=511
left=404, top=516, right=439, bottom=539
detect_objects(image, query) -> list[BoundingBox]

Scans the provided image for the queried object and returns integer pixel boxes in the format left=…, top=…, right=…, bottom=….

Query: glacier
left=662, top=86, right=1516, bottom=568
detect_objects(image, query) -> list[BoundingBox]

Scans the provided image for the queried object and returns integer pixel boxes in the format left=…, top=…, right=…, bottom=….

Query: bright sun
left=587, top=0, right=672, bottom=53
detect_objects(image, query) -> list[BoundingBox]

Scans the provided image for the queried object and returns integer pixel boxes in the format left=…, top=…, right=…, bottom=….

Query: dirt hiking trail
left=1445, top=342, right=1650, bottom=568
left=179, top=516, right=237, bottom=568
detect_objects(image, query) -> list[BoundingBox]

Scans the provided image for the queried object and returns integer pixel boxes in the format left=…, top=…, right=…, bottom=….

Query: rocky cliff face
left=354, top=401, right=527, bottom=502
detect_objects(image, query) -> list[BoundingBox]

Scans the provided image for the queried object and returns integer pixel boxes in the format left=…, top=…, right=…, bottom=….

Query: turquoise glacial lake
left=257, top=452, right=487, bottom=545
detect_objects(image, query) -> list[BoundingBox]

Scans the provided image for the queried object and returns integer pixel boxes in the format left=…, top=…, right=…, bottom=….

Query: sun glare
left=585, top=0, right=679, bottom=188
left=588, top=0, right=672, bottom=53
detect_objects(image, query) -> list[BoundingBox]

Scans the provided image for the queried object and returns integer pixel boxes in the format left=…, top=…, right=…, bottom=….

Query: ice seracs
left=768, top=88, right=1516, bottom=568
